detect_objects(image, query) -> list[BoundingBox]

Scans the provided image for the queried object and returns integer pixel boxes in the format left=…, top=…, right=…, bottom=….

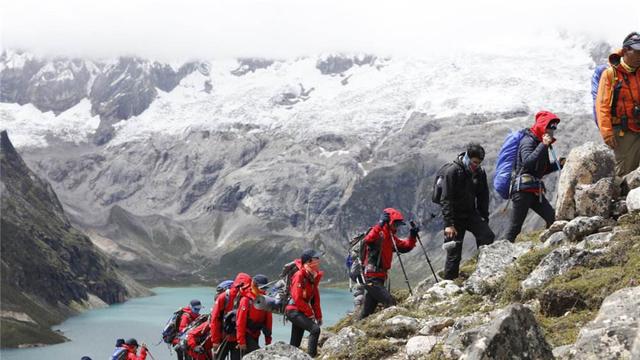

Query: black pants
left=216, top=341, right=241, bottom=360
left=176, top=349, right=185, bottom=360
left=245, top=335, right=260, bottom=354
left=286, top=310, right=321, bottom=357
left=443, top=214, right=495, bottom=280
left=505, top=191, right=555, bottom=243
left=357, top=278, right=395, bottom=320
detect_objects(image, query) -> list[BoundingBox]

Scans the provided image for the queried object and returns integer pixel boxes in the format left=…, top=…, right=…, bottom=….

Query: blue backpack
left=493, top=129, right=526, bottom=199
left=591, top=64, right=609, bottom=127
left=161, top=308, right=185, bottom=344
left=110, top=347, right=127, bottom=360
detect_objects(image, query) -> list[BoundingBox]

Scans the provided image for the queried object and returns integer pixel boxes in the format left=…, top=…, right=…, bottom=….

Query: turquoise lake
left=0, top=287, right=353, bottom=360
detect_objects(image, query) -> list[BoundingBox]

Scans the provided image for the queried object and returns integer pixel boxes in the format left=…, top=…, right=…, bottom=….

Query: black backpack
left=220, top=290, right=243, bottom=335
left=432, top=162, right=461, bottom=205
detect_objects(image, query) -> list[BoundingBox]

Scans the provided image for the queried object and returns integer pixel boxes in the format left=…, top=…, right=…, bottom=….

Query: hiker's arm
left=312, top=285, right=322, bottom=322
left=440, top=167, right=457, bottom=227
left=263, top=312, right=273, bottom=345
left=393, top=234, right=416, bottom=253
left=210, top=295, right=224, bottom=344
left=520, top=137, right=546, bottom=172
left=477, top=171, right=490, bottom=220
left=290, top=271, right=314, bottom=317
left=596, top=69, right=615, bottom=145
left=178, top=313, right=190, bottom=333
left=235, top=297, right=249, bottom=346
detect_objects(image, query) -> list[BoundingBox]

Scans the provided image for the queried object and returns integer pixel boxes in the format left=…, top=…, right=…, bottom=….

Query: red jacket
left=122, top=345, right=147, bottom=360
left=210, top=272, right=252, bottom=344
left=186, top=321, right=212, bottom=360
left=172, top=307, right=199, bottom=344
left=364, top=208, right=416, bottom=280
left=236, top=288, right=273, bottom=346
left=285, top=259, right=323, bottom=320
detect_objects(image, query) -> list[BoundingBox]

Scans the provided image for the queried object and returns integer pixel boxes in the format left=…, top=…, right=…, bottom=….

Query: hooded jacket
left=363, top=208, right=417, bottom=279
left=440, top=156, right=490, bottom=227
left=596, top=50, right=640, bottom=143
left=122, top=344, right=147, bottom=360
left=235, top=284, right=273, bottom=346
left=186, top=321, right=212, bottom=360
left=210, top=272, right=252, bottom=344
left=512, top=111, right=561, bottom=193
left=285, top=259, right=323, bottom=320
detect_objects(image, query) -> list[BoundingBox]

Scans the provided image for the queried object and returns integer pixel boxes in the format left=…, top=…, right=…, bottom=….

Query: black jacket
left=440, top=154, right=490, bottom=227
left=513, top=129, right=560, bottom=192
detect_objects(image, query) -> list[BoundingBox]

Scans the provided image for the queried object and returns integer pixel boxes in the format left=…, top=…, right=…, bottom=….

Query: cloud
left=1, top=0, right=639, bottom=61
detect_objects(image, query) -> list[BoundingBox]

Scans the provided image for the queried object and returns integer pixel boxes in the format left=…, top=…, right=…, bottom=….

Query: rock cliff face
left=0, top=130, right=147, bottom=348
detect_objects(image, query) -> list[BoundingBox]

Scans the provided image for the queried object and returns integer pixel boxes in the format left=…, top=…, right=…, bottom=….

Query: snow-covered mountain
left=0, top=34, right=610, bottom=284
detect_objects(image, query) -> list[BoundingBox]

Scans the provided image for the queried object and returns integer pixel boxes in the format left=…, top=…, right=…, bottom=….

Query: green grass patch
left=329, top=338, right=398, bottom=360
left=495, top=246, right=554, bottom=305
left=536, top=309, right=596, bottom=347
left=454, top=255, right=479, bottom=287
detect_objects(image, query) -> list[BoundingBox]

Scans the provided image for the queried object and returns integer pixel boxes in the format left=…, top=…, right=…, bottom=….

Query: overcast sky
left=1, top=0, right=639, bottom=61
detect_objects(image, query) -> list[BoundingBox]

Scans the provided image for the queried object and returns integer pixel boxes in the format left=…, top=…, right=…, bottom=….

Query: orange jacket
left=596, top=50, right=640, bottom=142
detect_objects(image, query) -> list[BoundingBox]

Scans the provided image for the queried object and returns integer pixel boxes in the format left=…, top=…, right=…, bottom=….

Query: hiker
left=174, top=299, right=202, bottom=360
left=440, top=144, right=495, bottom=280
left=185, top=320, right=213, bottom=360
left=596, top=31, right=640, bottom=177
left=110, top=338, right=126, bottom=360
left=211, top=272, right=253, bottom=360
left=504, top=112, right=564, bottom=242
left=285, top=249, right=323, bottom=358
left=122, top=339, right=148, bottom=360
left=357, top=208, right=418, bottom=320
left=235, top=274, right=273, bottom=355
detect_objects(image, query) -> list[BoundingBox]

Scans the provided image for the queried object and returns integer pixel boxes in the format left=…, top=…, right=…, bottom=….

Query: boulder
left=574, top=177, right=616, bottom=218
left=406, top=336, right=439, bottom=360
left=627, top=188, right=640, bottom=213
left=419, top=317, right=456, bottom=335
left=244, top=342, right=312, bottom=360
left=383, top=315, right=420, bottom=337
left=632, top=326, right=640, bottom=359
left=464, top=240, right=533, bottom=295
left=543, top=231, right=568, bottom=248
left=571, top=287, right=640, bottom=359
left=611, top=199, right=628, bottom=218
left=462, top=304, right=554, bottom=359
left=521, top=246, right=600, bottom=290
left=539, top=221, right=568, bottom=242
left=320, top=327, right=365, bottom=359
left=555, top=142, right=615, bottom=220
left=576, top=232, right=612, bottom=250
left=562, top=216, right=606, bottom=242
left=621, top=166, right=640, bottom=193
left=371, top=306, right=408, bottom=323
left=422, top=280, right=463, bottom=301
left=552, top=345, right=573, bottom=359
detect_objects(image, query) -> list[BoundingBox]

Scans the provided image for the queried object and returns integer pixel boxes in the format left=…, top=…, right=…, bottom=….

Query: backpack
left=591, top=64, right=624, bottom=128
left=110, top=347, right=127, bottom=360
left=432, top=162, right=461, bottom=205
left=161, top=308, right=185, bottom=344
left=493, top=129, right=527, bottom=199
left=346, top=228, right=372, bottom=283
left=221, top=291, right=242, bottom=335
left=175, top=314, right=210, bottom=351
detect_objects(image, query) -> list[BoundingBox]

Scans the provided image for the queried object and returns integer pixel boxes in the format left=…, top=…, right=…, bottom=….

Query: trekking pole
left=410, top=220, right=439, bottom=283
left=387, top=224, right=413, bottom=295
left=144, top=347, right=157, bottom=360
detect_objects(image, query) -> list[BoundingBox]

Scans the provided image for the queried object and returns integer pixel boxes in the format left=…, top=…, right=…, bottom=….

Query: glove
left=378, top=211, right=390, bottom=227
left=409, top=226, right=420, bottom=237
left=194, top=345, right=204, bottom=354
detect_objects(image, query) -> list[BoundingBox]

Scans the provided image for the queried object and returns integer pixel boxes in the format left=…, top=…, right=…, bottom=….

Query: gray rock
left=320, top=327, right=365, bottom=359
left=632, top=326, right=640, bottom=359
left=563, top=216, right=606, bottom=242
left=406, top=336, right=438, bottom=360
left=540, top=220, right=568, bottom=242
left=574, top=177, right=616, bottom=218
left=421, top=280, right=463, bottom=301
left=371, top=306, right=408, bottom=323
left=419, top=317, right=455, bottom=335
left=612, top=199, right=628, bottom=217
left=464, top=240, right=533, bottom=295
left=576, top=232, right=612, bottom=250
left=384, top=315, right=421, bottom=337
left=553, top=345, right=573, bottom=359
left=522, top=246, right=599, bottom=290
left=621, top=166, right=640, bottom=193
left=555, top=142, right=615, bottom=220
left=627, top=188, right=640, bottom=213
left=571, top=287, right=640, bottom=360
left=463, top=304, right=554, bottom=360
left=543, top=231, right=568, bottom=248
left=244, top=342, right=312, bottom=360
left=231, top=58, right=274, bottom=76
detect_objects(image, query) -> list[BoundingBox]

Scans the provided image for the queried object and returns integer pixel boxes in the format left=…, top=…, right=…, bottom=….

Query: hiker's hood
left=530, top=111, right=560, bottom=141
left=233, top=272, right=253, bottom=292
left=383, top=208, right=405, bottom=224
